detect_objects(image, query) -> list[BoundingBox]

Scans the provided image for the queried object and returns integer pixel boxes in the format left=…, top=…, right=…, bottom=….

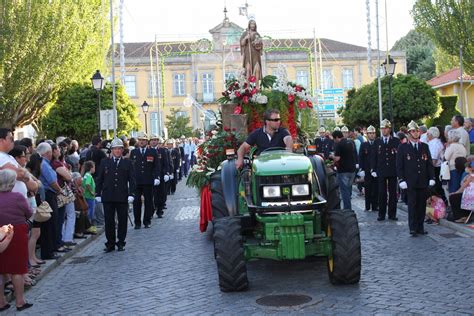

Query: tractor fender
left=309, top=155, right=328, bottom=198
left=220, top=159, right=239, bottom=216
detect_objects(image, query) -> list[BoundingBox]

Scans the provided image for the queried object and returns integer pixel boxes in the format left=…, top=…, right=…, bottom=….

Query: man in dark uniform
left=397, top=121, right=435, bottom=236
left=371, top=119, right=400, bottom=221
left=165, top=139, right=174, bottom=195
left=150, top=136, right=169, bottom=218
left=129, top=132, right=160, bottom=229
left=167, top=139, right=181, bottom=194
left=359, top=125, right=378, bottom=212
left=236, top=108, right=293, bottom=168
left=178, top=137, right=185, bottom=181
left=314, top=126, right=332, bottom=159
left=95, top=138, right=136, bottom=252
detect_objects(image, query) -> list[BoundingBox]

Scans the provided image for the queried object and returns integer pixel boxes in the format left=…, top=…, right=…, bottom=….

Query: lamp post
left=382, top=55, right=397, bottom=132
left=142, top=101, right=149, bottom=135
left=91, top=70, right=105, bottom=137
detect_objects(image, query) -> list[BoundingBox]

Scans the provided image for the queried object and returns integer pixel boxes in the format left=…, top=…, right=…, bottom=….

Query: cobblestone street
left=19, top=182, right=474, bottom=315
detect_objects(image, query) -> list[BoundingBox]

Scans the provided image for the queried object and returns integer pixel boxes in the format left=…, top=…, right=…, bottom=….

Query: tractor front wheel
left=213, top=217, right=249, bottom=292
left=326, top=209, right=361, bottom=285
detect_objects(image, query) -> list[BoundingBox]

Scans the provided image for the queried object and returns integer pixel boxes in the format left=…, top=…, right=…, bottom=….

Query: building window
left=342, top=69, right=354, bottom=89
left=224, top=71, right=236, bottom=83
left=173, top=73, right=185, bottom=96
left=150, top=112, right=158, bottom=136
left=148, top=74, right=162, bottom=97
left=322, top=69, right=333, bottom=90
left=296, top=70, right=308, bottom=88
left=124, top=75, right=136, bottom=97
left=202, top=73, right=214, bottom=102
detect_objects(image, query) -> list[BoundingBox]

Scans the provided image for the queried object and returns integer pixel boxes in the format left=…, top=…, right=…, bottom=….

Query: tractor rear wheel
left=326, top=209, right=361, bottom=285
left=324, top=168, right=341, bottom=212
left=213, top=217, right=249, bottom=292
left=210, top=172, right=229, bottom=219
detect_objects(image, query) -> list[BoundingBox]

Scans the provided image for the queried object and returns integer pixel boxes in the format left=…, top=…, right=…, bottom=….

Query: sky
left=122, top=0, right=416, bottom=50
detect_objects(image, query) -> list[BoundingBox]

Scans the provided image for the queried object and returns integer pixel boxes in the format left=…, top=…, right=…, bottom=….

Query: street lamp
left=382, top=55, right=397, bottom=132
left=142, top=100, right=149, bottom=135
left=91, top=70, right=105, bottom=137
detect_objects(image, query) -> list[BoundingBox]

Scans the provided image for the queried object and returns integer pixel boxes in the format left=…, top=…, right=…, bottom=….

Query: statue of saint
left=240, top=20, right=263, bottom=86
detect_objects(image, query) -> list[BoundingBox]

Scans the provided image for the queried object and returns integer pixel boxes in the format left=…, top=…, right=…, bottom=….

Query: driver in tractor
left=236, top=108, right=293, bottom=169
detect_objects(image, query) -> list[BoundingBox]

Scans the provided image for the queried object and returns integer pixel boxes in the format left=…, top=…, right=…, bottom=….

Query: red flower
left=307, top=101, right=313, bottom=108
left=243, top=96, right=249, bottom=104
left=251, top=88, right=257, bottom=95
left=298, top=100, right=306, bottom=109
left=234, top=105, right=242, bottom=114
left=288, top=94, right=295, bottom=103
left=235, top=91, right=241, bottom=98
left=224, top=126, right=230, bottom=132
left=243, top=82, right=248, bottom=89
left=249, top=76, right=256, bottom=83
left=295, top=85, right=302, bottom=92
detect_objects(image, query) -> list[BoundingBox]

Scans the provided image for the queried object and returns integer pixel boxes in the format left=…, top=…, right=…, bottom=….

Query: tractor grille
left=259, top=174, right=308, bottom=185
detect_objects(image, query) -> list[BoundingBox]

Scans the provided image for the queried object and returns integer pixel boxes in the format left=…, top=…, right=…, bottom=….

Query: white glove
left=358, top=170, right=365, bottom=178
left=399, top=181, right=408, bottom=190
left=95, top=196, right=102, bottom=203
left=170, top=174, right=174, bottom=180
left=371, top=172, right=377, bottom=178
left=176, top=169, right=179, bottom=173
left=127, top=196, right=134, bottom=203
left=429, top=180, right=436, bottom=187
left=164, top=175, right=170, bottom=182
left=355, top=164, right=359, bottom=169
left=154, top=179, right=160, bottom=186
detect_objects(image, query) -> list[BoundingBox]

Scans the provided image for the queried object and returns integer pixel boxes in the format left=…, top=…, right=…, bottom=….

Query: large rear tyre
left=326, top=209, right=361, bottom=285
left=210, top=172, right=229, bottom=219
left=324, top=168, right=341, bottom=212
left=213, top=217, right=249, bottom=292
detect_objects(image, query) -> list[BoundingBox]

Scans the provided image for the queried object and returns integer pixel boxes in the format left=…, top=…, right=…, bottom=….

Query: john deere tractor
left=210, top=147, right=361, bottom=292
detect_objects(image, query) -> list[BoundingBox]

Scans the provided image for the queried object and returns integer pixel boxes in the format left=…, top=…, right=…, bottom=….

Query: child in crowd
left=82, top=161, right=96, bottom=233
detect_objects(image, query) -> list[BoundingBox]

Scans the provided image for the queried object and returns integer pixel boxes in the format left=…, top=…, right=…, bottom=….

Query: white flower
left=256, top=94, right=268, bottom=104
left=211, top=130, right=218, bottom=135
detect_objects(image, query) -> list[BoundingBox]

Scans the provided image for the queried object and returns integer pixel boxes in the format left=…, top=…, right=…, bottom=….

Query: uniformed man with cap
left=359, top=125, right=378, bottom=212
left=333, top=126, right=341, bottom=132
left=371, top=119, right=400, bottom=221
left=150, top=136, right=170, bottom=218
left=341, top=126, right=350, bottom=138
left=167, top=139, right=181, bottom=194
left=397, top=120, right=435, bottom=236
left=314, top=126, right=333, bottom=159
left=129, top=132, right=160, bottom=229
left=95, top=138, right=136, bottom=252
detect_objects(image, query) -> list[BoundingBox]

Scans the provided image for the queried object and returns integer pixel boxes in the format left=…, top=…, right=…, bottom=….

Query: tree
left=340, top=74, right=438, bottom=128
left=392, top=30, right=436, bottom=81
left=165, top=108, right=193, bottom=139
left=412, top=0, right=474, bottom=74
left=0, top=0, right=110, bottom=129
left=39, top=83, right=141, bottom=145
left=426, top=96, right=461, bottom=127
left=433, top=46, right=460, bottom=74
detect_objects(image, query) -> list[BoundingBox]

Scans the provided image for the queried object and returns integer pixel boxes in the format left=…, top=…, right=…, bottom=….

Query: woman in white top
left=445, top=130, right=467, bottom=194
left=427, top=127, right=444, bottom=196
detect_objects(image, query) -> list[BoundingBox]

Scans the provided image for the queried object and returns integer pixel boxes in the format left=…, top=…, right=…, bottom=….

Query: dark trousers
left=74, top=211, right=91, bottom=235
left=170, top=171, right=178, bottom=194
left=378, top=176, right=398, bottom=218
left=449, top=193, right=471, bottom=220
left=407, top=188, right=428, bottom=232
left=133, top=184, right=153, bottom=226
left=56, top=205, right=65, bottom=248
left=41, top=190, right=57, bottom=259
left=364, top=174, right=378, bottom=211
left=153, top=181, right=167, bottom=214
left=103, top=202, right=128, bottom=248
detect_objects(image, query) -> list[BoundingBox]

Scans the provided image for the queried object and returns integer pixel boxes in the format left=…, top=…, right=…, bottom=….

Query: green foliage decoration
left=165, top=108, right=193, bottom=139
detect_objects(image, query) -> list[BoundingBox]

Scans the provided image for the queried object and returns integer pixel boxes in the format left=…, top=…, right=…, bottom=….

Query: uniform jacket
left=154, top=146, right=170, bottom=177
left=371, top=136, right=400, bottom=177
left=165, top=148, right=174, bottom=173
left=129, top=147, right=160, bottom=185
left=95, top=157, right=136, bottom=203
left=359, top=140, right=377, bottom=173
left=170, top=148, right=181, bottom=173
left=314, top=137, right=334, bottom=159
left=397, top=142, right=435, bottom=189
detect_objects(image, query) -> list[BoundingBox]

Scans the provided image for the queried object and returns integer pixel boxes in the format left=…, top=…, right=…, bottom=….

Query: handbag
left=440, top=161, right=450, bottom=181
left=74, top=191, right=89, bottom=212
left=57, top=184, right=75, bottom=208
left=34, top=201, right=53, bottom=222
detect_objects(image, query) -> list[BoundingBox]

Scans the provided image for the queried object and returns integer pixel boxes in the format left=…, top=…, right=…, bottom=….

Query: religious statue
left=240, top=20, right=263, bottom=87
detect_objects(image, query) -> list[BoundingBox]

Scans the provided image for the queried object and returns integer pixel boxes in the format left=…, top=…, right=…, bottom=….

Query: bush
left=427, top=95, right=460, bottom=127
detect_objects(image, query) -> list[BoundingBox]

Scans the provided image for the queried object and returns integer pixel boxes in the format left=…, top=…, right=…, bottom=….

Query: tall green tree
left=165, top=108, right=193, bottom=139
left=412, top=0, right=474, bottom=74
left=39, top=83, right=140, bottom=145
left=0, top=0, right=110, bottom=129
left=339, top=74, right=438, bottom=128
left=433, top=46, right=461, bottom=74
left=392, top=30, right=436, bottom=81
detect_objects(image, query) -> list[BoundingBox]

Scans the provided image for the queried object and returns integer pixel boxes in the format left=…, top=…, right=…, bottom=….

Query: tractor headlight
left=292, top=184, right=310, bottom=196
left=262, top=186, right=281, bottom=198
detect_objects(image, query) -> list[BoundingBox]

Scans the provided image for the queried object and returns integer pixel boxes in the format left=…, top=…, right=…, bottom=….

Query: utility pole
left=314, top=28, right=322, bottom=126
left=376, top=0, right=383, bottom=128
left=460, top=45, right=464, bottom=113
left=110, top=0, right=117, bottom=138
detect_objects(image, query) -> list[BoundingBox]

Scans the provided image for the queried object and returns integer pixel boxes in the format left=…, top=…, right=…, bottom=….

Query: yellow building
left=117, top=16, right=406, bottom=136
left=427, top=68, right=474, bottom=118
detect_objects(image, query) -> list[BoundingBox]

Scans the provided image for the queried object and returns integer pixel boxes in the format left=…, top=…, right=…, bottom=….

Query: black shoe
left=103, top=247, right=115, bottom=253
left=73, top=234, right=88, bottom=239
left=117, top=245, right=125, bottom=251
left=163, top=206, right=167, bottom=209
left=417, top=230, right=428, bottom=235
left=134, top=225, right=141, bottom=230
left=388, top=217, right=398, bottom=221
left=377, top=217, right=385, bottom=221
left=410, top=231, right=418, bottom=237
left=144, top=224, right=150, bottom=228
left=365, top=209, right=370, bottom=212
left=45, top=255, right=60, bottom=260
left=157, top=213, right=163, bottom=218
left=16, top=303, right=33, bottom=311
left=0, top=304, right=11, bottom=311
left=372, top=209, right=379, bottom=213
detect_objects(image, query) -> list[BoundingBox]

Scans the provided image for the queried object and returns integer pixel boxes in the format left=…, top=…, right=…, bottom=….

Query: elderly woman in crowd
left=444, top=129, right=467, bottom=193
left=0, top=169, right=33, bottom=311
left=427, top=127, right=444, bottom=197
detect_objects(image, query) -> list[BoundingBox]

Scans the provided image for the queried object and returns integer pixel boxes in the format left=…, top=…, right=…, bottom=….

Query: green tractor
left=210, top=147, right=361, bottom=292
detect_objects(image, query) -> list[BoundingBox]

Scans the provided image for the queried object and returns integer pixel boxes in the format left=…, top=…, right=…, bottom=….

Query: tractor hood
left=252, top=150, right=312, bottom=176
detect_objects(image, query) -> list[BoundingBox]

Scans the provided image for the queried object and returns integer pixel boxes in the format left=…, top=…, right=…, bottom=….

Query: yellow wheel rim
left=327, top=225, right=334, bottom=272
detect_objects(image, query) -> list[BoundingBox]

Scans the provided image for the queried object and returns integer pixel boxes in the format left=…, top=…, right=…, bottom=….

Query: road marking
left=174, top=206, right=200, bottom=221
